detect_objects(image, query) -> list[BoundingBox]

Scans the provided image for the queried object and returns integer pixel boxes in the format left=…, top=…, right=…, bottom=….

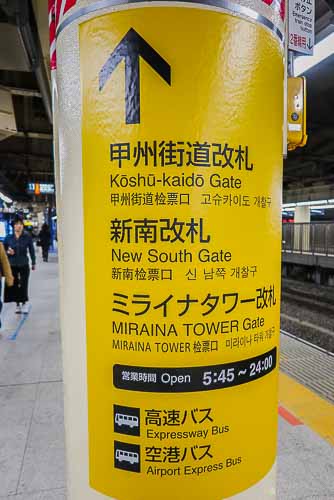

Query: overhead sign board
left=27, top=183, right=55, bottom=195
left=288, top=0, right=315, bottom=55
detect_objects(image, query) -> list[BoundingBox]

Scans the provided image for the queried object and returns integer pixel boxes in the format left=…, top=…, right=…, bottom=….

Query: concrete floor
left=0, top=256, right=65, bottom=500
left=0, top=258, right=333, bottom=500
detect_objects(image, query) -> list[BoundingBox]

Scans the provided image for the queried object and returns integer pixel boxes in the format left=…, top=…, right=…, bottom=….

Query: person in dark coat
left=4, top=217, right=36, bottom=314
left=38, top=223, right=52, bottom=262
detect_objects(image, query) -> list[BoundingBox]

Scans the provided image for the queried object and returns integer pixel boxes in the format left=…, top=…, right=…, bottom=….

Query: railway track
left=281, top=279, right=334, bottom=353
left=280, top=330, right=334, bottom=404
left=282, top=285, right=334, bottom=317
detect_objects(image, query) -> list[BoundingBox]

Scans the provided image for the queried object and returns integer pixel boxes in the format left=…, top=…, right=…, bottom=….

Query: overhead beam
left=16, top=0, right=52, bottom=123
left=0, top=151, right=53, bottom=162
left=315, top=8, right=334, bottom=43
left=324, top=0, right=334, bottom=17
left=15, top=131, right=52, bottom=139
left=285, top=157, right=334, bottom=164
left=11, top=172, right=54, bottom=177
left=0, top=84, right=42, bottom=98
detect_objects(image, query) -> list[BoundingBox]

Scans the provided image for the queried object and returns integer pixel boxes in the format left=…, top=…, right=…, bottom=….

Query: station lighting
left=295, top=32, right=334, bottom=76
left=296, top=200, right=329, bottom=206
left=281, top=206, right=334, bottom=211
left=282, top=200, right=334, bottom=211
left=0, top=191, right=13, bottom=203
left=282, top=203, right=296, bottom=209
left=308, top=204, right=334, bottom=210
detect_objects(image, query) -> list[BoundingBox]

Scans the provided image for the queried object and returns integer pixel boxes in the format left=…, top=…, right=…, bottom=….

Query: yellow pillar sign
left=79, top=4, right=283, bottom=500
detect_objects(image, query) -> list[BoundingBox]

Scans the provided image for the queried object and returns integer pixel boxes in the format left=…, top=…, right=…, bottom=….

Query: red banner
left=48, top=0, right=56, bottom=70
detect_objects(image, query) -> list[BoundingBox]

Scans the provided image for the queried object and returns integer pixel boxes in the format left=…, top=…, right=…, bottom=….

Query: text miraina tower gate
left=55, top=0, right=284, bottom=498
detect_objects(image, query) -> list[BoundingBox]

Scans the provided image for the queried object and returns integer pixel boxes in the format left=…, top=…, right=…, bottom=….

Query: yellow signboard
left=81, top=6, right=283, bottom=500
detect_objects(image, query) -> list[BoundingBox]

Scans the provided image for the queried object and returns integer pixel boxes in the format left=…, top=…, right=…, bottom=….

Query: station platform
left=0, top=260, right=333, bottom=500
left=282, top=250, right=334, bottom=271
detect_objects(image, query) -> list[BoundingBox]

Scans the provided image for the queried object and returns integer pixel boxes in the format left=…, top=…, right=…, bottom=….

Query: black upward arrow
left=99, top=28, right=171, bottom=124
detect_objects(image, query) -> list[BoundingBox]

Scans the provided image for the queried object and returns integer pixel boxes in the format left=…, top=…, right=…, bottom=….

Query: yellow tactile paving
left=279, top=372, right=334, bottom=446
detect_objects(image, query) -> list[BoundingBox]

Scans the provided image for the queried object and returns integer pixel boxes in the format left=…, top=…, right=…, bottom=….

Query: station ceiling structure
left=0, top=0, right=333, bottom=201
left=284, top=0, right=334, bottom=202
left=0, top=0, right=51, bottom=201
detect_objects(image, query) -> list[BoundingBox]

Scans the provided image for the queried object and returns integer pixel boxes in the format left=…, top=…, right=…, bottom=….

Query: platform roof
left=284, top=0, right=334, bottom=200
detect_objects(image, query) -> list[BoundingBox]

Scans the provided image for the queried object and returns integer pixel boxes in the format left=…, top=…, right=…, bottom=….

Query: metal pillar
left=56, top=1, right=284, bottom=499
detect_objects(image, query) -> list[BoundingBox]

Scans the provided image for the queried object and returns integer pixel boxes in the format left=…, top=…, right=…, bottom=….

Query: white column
left=294, top=205, right=310, bottom=251
left=294, top=205, right=310, bottom=223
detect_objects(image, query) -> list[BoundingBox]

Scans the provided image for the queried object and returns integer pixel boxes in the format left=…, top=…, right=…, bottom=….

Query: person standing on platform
left=38, top=223, right=52, bottom=262
left=4, top=217, right=36, bottom=314
left=0, top=242, right=14, bottom=328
